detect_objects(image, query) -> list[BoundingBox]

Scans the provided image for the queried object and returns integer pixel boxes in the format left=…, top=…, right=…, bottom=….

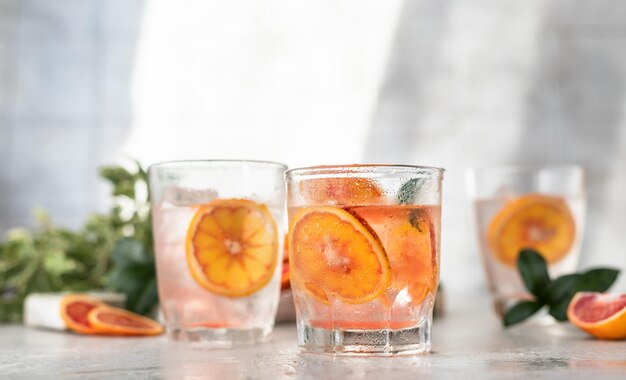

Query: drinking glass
left=467, top=165, right=585, bottom=315
left=149, top=160, right=287, bottom=345
left=286, top=164, right=444, bottom=355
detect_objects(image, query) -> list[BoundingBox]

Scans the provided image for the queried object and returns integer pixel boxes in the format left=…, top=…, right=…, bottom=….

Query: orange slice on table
left=352, top=206, right=438, bottom=305
left=288, top=207, right=391, bottom=304
left=186, top=198, right=279, bottom=297
left=487, top=193, right=576, bottom=266
left=60, top=294, right=103, bottom=334
left=567, top=292, right=626, bottom=340
left=88, top=306, right=164, bottom=336
left=300, top=177, right=383, bottom=205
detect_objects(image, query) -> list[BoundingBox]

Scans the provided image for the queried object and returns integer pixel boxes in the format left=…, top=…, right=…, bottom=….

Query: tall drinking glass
left=467, top=165, right=585, bottom=316
left=149, top=160, right=287, bottom=345
left=286, top=164, right=444, bottom=355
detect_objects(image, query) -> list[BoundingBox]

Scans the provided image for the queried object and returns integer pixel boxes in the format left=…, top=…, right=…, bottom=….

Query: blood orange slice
left=288, top=207, right=391, bottom=304
left=353, top=206, right=438, bottom=304
left=280, top=235, right=291, bottom=290
left=300, top=177, right=383, bottom=205
left=567, top=292, right=626, bottom=340
left=186, top=198, right=279, bottom=297
left=60, top=294, right=102, bottom=334
left=487, top=194, right=576, bottom=266
left=87, top=306, right=164, bottom=336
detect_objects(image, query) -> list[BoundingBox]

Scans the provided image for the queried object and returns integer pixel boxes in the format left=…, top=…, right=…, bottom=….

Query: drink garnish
left=397, top=178, right=425, bottom=205
left=186, top=198, right=278, bottom=297
left=288, top=207, right=391, bottom=304
left=488, top=194, right=576, bottom=266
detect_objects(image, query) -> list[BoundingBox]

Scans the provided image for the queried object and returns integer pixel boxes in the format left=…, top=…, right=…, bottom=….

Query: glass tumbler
left=286, top=164, right=444, bottom=355
left=467, top=165, right=586, bottom=316
left=148, top=160, right=287, bottom=345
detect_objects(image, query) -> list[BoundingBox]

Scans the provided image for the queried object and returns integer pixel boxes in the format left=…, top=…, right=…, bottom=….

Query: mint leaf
left=397, top=178, right=425, bottom=204
left=578, top=268, right=619, bottom=292
left=408, top=209, right=428, bottom=232
left=517, top=249, right=550, bottom=300
left=504, top=301, right=544, bottom=327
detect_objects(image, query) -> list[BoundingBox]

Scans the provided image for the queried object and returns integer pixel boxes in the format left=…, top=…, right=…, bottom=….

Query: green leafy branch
left=0, top=160, right=158, bottom=323
left=504, top=249, right=620, bottom=327
left=99, top=161, right=158, bottom=316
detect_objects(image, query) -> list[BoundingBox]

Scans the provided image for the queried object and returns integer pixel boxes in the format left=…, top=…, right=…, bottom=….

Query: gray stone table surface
left=1, top=296, right=625, bottom=379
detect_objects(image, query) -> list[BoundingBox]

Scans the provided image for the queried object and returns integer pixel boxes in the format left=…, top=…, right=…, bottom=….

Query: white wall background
left=1, top=0, right=625, bottom=295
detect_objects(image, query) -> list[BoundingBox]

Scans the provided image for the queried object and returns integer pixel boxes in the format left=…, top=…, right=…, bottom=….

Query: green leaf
left=111, top=238, right=153, bottom=267
left=545, top=274, right=580, bottom=305
left=99, top=166, right=135, bottom=186
left=504, top=301, right=544, bottom=327
left=517, top=249, right=551, bottom=300
left=408, top=209, right=429, bottom=232
left=578, top=268, right=620, bottom=292
left=107, top=263, right=157, bottom=316
left=548, top=299, right=571, bottom=321
left=100, top=166, right=137, bottom=198
left=397, top=178, right=425, bottom=204
left=108, top=265, right=151, bottom=294
left=42, top=251, right=77, bottom=276
left=126, top=277, right=158, bottom=316
left=0, top=159, right=158, bottom=324
left=113, top=181, right=136, bottom=198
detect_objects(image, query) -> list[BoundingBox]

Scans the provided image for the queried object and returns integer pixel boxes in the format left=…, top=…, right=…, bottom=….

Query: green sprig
left=503, top=249, right=620, bottom=327
left=0, top=160, right=157, bottom=323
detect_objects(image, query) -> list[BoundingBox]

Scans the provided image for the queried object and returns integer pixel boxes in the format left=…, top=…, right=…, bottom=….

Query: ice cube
left=493, top=185, right=518, bottom=199
left=162, top=186, right=218, bottom=207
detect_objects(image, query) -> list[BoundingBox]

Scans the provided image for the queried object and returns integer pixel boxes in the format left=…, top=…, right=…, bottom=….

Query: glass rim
left=148, top=159, right=288, bottom=172
left=286, top=164, right=445, bottom=181
left=467, top=164, right=584, bottom=177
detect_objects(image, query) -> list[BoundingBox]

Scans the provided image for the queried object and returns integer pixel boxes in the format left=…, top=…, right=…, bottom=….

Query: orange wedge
left=288, top=207, right=391, bottom=304
left=300, top=177, right=383, bottom=205
left=186, top=198, right=279, bottom=297
left=60, top=294, right=102, bottom=334
left=568, top=292, right=626, bottom=340
left=88, top=306, right=164, bottom=336
left=353, top=206, right=438, bottom=304
left=487, top=194, right=576, bottom=266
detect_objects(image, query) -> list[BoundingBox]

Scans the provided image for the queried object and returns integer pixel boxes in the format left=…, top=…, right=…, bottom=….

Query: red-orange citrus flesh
left=568, top=292, right=626, bottom=340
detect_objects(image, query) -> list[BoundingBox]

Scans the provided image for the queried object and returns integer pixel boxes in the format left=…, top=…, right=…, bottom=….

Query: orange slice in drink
left=288, top=207, right=391, bottom=304
left=280, top=235, right=291, bottom=290
left=87, top=306, right=164, bottom=336
left=487, top=194, right=575, bottom=266
left=300, top=177, right=383, bottom=205
left=567, top=292, right=626, bottom=340
left=353, top=206, right=438, bottom=305
left=186, top=198, right=279, bottom=297
left=60, top=294, right=103, bottom=334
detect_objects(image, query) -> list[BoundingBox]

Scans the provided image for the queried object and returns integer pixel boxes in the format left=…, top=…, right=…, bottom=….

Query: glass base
left=297, top=319, right=432, bottom=356
left=167, top=326, right=272, bottom=347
